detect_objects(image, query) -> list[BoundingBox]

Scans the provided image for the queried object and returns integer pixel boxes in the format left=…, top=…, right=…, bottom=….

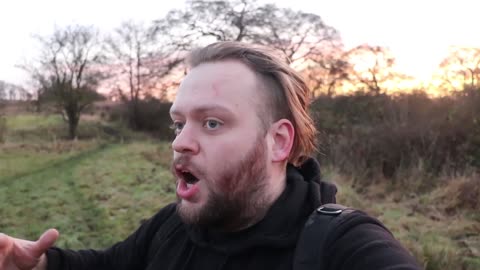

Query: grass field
left=1, top=113, right=175, bottom=248
left=1, top=111, right=479, bottom=269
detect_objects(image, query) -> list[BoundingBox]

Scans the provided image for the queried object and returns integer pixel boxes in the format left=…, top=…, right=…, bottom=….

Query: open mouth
left=176, top=168, right=201, bottom=200
left=179, top=170, right=200, bottom=185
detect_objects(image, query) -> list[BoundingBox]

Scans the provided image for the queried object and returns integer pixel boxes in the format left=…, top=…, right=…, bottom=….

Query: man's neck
left=235, top=167, right=287, bottom=231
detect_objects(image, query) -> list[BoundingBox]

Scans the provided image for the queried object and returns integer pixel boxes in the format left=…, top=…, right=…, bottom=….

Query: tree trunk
left=129, top=100, right=140, bottom=130
left=68, top=116, right=79, bottom=140
left=66, top=107, right=79, bottom=140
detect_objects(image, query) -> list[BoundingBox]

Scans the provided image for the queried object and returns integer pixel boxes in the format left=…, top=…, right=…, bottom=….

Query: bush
left=312, top=90, right=480, bottom=188
left=116, top=98, right=174, bottom=141
left=433, top=175, right=480, bottom=213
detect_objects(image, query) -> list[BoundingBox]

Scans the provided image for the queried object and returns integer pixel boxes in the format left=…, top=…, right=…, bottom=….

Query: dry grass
left=431, top=174, right=480, bottom=213
left=323, top=168, right=480, bottom=270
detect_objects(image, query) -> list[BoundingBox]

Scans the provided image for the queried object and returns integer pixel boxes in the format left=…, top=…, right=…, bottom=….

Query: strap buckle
left=316, top=206, right=343, bottom=215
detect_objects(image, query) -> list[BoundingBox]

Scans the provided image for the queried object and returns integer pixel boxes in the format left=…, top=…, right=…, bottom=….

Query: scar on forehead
left=211, top=82, right=220, bottom=97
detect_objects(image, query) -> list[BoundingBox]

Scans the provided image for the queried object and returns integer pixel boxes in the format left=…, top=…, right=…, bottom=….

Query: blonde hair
left=187, top=41, right=317, bottom=166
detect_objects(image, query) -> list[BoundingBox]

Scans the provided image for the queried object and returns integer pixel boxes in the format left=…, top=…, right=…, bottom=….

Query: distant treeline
left=100, top=89, right=480, bottom=190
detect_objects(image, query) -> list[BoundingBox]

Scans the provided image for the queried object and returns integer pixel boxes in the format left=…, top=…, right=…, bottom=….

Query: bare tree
left=26, top=25, right=105, bottom=139
left=8, top=88, right=16, bottom=100
left=0, top=81, right=6, bottom=100
left=106, top=20, right=184, bottom=129
left=157, top=0, right=260, bottom=44
left=346, top=45, right=399, bottom=95
left=440, top=46, right=480, bottom=91
left=252, top=4, right=340, bottom=65
left=301, top=49, right=350, bottom=97
left=156, top=0, right=341, bottom=64
left=152, top=0, right=344, bottom=102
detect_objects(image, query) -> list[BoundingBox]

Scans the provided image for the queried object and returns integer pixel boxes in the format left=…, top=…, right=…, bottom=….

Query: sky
left=1, top=0, right=479, bottom=87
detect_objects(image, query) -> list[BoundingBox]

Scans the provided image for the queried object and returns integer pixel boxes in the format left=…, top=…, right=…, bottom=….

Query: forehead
left=171, top=60, right=261, bottom=114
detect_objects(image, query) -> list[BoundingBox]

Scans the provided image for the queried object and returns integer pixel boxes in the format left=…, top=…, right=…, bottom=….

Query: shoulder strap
left=293, top=203, right=354, bottom=270
left=320, top=181, right=337, bottom=205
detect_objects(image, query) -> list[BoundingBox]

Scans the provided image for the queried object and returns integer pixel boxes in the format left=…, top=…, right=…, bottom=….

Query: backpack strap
left=320, top=181, right=337, bottom=204
left=293, top=203, right=354, bottom=270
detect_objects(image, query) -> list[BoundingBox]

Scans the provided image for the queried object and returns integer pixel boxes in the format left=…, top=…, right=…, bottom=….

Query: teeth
left=186, top=183, right=192, bottom=189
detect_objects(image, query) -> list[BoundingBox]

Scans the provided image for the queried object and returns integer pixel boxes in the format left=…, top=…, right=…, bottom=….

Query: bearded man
left=0, top=42, right=420, bottom=270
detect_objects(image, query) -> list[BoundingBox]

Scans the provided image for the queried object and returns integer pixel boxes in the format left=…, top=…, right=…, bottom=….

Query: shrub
left=116, top=98, right=174, bottom=141
left=312, top=90, right=480, bottom=188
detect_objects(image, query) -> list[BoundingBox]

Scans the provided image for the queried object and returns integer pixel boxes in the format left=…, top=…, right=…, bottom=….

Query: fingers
left=31, top=229, right=59, bottom=258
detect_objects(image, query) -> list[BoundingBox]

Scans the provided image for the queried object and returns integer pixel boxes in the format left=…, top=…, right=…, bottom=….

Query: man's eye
left=204, top=119, right=222, bottom=130
left=170, top=122, right=184, bottom=134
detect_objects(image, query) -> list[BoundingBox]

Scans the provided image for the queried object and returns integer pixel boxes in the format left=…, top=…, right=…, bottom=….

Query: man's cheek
left=213, top=169, right=237, bottom=197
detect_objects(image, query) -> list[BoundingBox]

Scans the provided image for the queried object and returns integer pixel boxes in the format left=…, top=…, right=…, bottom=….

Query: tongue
left=177, top=179, right=199, bottom=201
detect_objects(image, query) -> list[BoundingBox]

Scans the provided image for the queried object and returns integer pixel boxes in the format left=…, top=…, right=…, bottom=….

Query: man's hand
left=0, top=229, right=59, bottom=270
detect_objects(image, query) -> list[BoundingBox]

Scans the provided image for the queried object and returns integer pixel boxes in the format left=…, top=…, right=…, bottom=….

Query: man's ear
left=270, top=119, right=295, bottom=163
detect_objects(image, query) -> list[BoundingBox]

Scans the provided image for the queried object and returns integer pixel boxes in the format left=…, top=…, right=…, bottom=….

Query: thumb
left=0, top=233, right=11, bottom=249
left=31, top=229, right=59, bottom=258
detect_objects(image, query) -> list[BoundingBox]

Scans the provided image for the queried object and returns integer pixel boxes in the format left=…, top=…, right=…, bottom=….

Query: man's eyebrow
left=170, top=105, right=234, bottom=116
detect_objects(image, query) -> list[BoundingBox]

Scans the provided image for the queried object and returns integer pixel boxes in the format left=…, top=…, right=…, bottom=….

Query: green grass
left=0, top=141, right=175, bottom=249
left=3, top=112, right=150, bottom=143
left=5, top=114, right=63, bottom=130
left=1, top=111, right=175, bottom=248
left=0, top=141, right=99, bottom=180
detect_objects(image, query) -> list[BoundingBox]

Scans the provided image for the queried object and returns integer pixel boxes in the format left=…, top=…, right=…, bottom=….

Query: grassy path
left=0, top=141, right=175, bottom=249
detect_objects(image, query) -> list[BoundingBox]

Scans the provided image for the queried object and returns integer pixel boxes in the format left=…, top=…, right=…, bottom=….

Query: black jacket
left=46, top=159, right=420, bottom=270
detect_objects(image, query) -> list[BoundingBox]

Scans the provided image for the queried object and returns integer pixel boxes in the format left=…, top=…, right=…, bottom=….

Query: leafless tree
left=155, top=0, right=341, bottom=67
left=439, top=46, right=480, bottom=91
left=25, top=25, right=105, bottom=139
left=106, top=20, right=184, bottom=129
left=346, top=45, right=398, bottom=95
left=252, top=4, right=340, bottom=65
left=0, top=81, right=6, bottom=100
left=157, top=0, right=260, bottom=45
left=301, top=49, right=351, bottom=97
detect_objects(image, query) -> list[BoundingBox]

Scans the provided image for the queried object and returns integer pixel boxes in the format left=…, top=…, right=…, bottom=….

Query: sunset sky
left=1, top=0, right=479, bottom=87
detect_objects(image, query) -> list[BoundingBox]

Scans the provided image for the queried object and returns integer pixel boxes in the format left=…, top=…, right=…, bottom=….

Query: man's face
left=169, top=60, right=272, bottom=230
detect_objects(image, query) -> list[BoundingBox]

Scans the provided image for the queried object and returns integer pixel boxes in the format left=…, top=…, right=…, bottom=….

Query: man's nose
left=172, top=124, right=200, bottom=154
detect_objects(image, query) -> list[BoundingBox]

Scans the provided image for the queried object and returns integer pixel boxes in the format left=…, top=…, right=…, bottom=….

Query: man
left=0, top=42, right=420, bottom=270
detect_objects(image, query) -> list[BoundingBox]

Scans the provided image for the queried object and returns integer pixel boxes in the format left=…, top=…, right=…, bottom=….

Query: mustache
left=171, top=156, right=202, bottom=177
left=172, top=155, right=190, bottom=168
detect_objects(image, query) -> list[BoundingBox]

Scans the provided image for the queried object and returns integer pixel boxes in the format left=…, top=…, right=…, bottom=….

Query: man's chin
left=176, top=199, right=205, bottom=224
